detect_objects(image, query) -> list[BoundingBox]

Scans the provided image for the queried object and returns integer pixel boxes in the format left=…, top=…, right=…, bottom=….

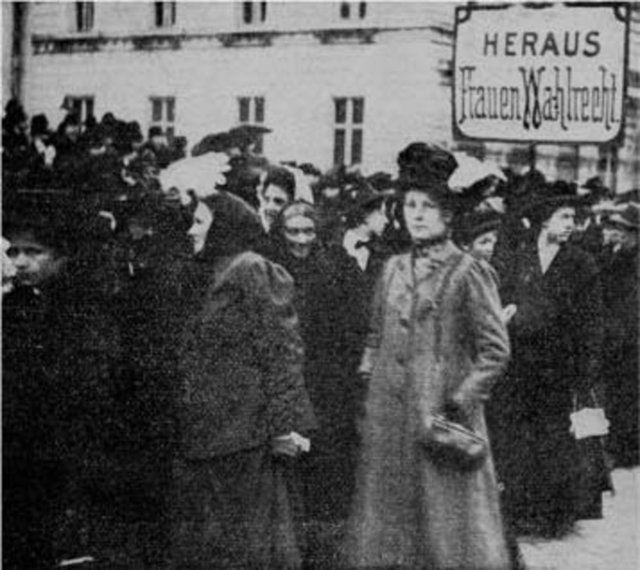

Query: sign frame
left=452, top=2, right=631, bottom=146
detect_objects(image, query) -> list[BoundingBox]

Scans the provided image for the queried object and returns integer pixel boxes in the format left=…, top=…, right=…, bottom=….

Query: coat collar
left=395, top=240, right=460, bottom=287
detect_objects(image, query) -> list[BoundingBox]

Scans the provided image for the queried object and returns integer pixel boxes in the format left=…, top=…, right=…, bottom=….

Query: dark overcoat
left=493, top=239, right=604, bottom=532
left=177, top=251, right=315, bottom=457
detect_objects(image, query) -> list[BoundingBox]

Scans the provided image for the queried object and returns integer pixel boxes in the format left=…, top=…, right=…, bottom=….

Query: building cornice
left=32, top=25, right=452, bottom=55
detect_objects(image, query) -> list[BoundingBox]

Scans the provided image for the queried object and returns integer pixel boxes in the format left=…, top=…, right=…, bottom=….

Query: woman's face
left=283, top=214, right=317, bottom=259
left=469, top=230, right=498, bottom=262
left=187, top=202, right=214, bottom=254
left=259, top=185, right=290, bottom=230
left=403, top=190, right=449, bottom=242
left=542, top=206, right=576, bottom=244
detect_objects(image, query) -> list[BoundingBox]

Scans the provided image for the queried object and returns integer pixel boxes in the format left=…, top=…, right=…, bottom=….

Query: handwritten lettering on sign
left=453, top=4, right=629, bottom=143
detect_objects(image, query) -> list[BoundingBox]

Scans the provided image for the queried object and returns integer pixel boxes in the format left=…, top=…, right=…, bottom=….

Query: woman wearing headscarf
left=264, top=201, right=366, bottom=567
left=494, top=183, right=604, bottom=537
left=171, top=191, right=315, bottom=569
left=344, top=178, right=512, bottom=569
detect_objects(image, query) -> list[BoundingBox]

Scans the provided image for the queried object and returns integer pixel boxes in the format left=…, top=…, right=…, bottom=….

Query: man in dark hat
left=141, top=126, right=173, bottom=169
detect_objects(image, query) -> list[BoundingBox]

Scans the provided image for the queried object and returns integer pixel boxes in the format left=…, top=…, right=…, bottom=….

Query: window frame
left=240, top=1, right=268, bottom=25
left=333, top=96, right=365, bottom=167
left=339, top=2, right=367, bottom=20
left=64, top=95, right=95, bottom=123
left=154, top=1, right=177, bottom=28
left=237, top=95, right=266, bottom=154
left=149, top=96, right=176, bottom=140
left=75, top=1, right=95, bottom=33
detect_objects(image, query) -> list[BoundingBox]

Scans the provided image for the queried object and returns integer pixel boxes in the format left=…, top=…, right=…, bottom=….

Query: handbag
left=570, top=391, right=610, bottom=440
left=422, top=412, right=488, bottom=471
left=571, top=388, right=614, bottom=520
left=417, top=253, right=488, bottom=471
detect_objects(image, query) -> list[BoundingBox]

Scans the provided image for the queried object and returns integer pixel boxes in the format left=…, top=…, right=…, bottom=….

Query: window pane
left=334, top=129, right=346, bottom=166
left=359, top=1, right=367, bottom=18
left=87, top=1, right=94, bottom=29
left=254, top=136, right=263, bottom=155
left=335, top=98, right=347, bottom=124
left=255, top=97, right=265, bottom=123
left=76, top=2, right=84, bottom=31
left=72, top=99, right=82, bottom=118
left=352, top=98, right=364, bottom=124
left=239, top=97, right=250, bottom=122
left=155, top=2, right=163, bottom=27
left=340, top=2, right=350, bottom=19
left=260, top=1, right=267, bottom=22
left=170, top=1, right=176, bottom=25
left=151, top=99, right=162, bottom=122
left=352, top=129, right=363, bottom=165
left=86, top=98, right=94, bottom=120
left=166, top=98, right=175, bottom=122
left=243, top=1, right=253, bottom=24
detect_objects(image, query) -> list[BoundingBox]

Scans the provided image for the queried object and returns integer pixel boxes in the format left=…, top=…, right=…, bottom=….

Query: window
left=242, top=1, right=267, bottom=24
left=238, top=96, right=266, bottom=153
left=333, top=97, right=364, bottom=166
left=150, top=97, right=176, bottom=139
left=75, top=1, right=94, bottom=32
left=340, top=2, right=367, bottom=20
left=154, top=1, right=176, bottom=28
left=62, top=95, right=94, bottom=123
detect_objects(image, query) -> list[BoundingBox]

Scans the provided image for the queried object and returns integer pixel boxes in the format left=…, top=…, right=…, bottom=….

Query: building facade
left=4, top=1, right=640, bottom=190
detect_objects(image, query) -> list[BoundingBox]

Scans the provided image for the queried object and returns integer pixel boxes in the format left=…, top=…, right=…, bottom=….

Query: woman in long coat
left=345, top=180, right=512, bottom=569
left=493, top=187, right=604, bottom=537
left=172, top=191, right=315, bottom=569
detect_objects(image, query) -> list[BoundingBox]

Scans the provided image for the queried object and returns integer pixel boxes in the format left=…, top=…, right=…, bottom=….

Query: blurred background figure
left=2, top=237, right=17, bottom=295
left=600, top=204, right=639, bottom=468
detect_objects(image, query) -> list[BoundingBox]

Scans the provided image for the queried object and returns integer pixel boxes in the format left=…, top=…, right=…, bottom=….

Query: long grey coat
left=345, top=242, right=511, bottom=569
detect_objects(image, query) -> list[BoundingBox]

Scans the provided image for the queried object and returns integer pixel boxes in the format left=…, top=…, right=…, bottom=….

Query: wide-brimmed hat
left=517, top=180, right=586, bottom=222
left=397, top=142, right=458, bottom=185
left=604, top=204, right=640, bottom=231
left=454, top=210, right=502, bottom=245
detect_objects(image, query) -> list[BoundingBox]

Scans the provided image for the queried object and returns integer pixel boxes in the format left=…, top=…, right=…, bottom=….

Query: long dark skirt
left=171, top=447, right=303, bottom=569
left=488, top=368, right=582, bottom=537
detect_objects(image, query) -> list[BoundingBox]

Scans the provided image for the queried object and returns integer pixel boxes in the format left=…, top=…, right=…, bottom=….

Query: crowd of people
left=2, top=98, right=638, bottom=570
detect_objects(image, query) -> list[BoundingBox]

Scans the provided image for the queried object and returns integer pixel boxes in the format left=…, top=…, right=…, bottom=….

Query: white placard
left=453, top=3, right=629, bottom=144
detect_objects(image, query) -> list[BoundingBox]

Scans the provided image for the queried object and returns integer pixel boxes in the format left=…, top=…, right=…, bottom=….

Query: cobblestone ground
left=518, top=467, right=639, bottom=570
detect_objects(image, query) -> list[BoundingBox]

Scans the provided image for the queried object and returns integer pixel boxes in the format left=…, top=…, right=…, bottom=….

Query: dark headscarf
left=191, top=191, right=263, bottom=260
